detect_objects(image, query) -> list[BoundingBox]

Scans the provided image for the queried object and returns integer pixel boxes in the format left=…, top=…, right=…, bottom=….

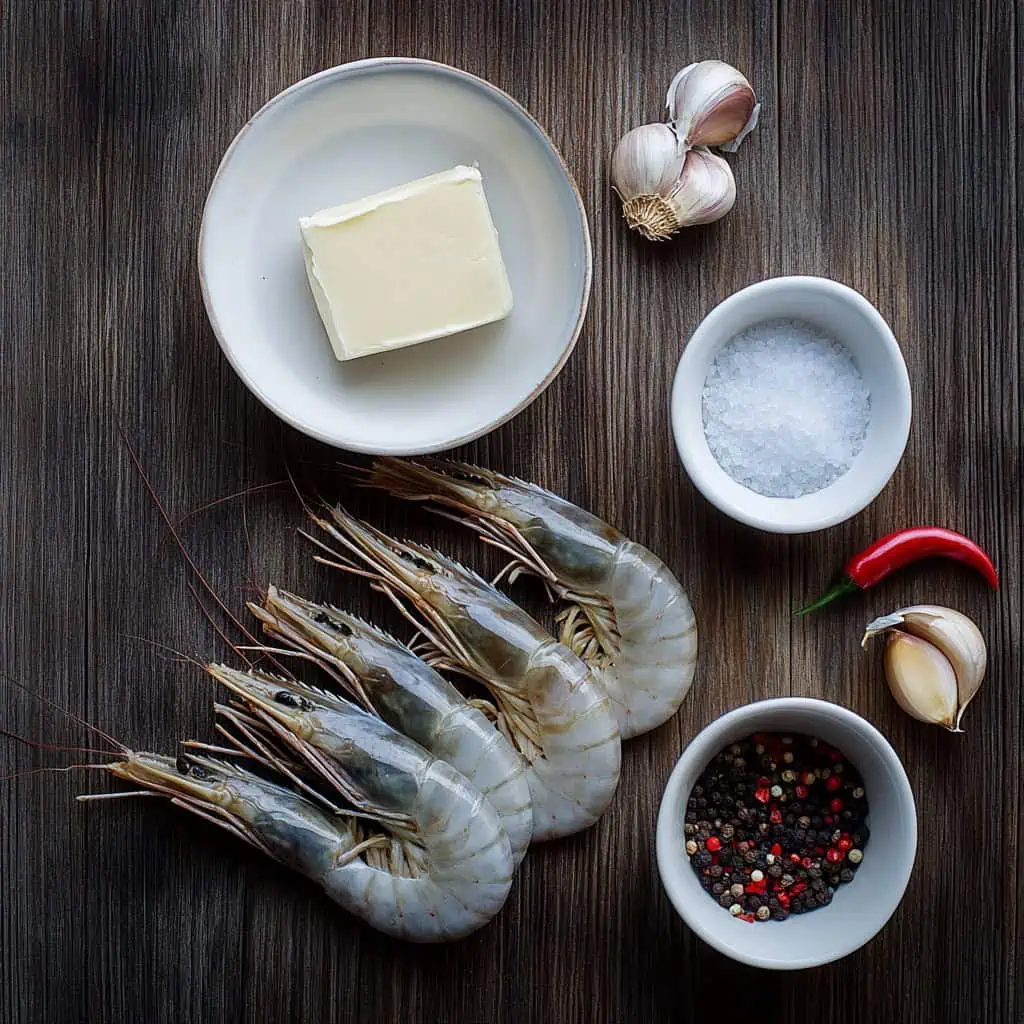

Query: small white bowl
left=199, top=58, right=591, bottom=454
left=656, top=698, right=917, bottom=970
left=670, top=277, right=911, bottom=533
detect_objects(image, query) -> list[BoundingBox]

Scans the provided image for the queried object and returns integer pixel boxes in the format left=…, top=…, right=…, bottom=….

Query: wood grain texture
left=1, top=1, right=1019, bottom=1021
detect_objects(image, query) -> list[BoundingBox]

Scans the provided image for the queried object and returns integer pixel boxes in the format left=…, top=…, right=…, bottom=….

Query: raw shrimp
left=97, top=739, right=512, bottom=942
left=363, top=457, right=698, bottom=740
left=308, top=506, right=621, bottom=841
left=247, top=585, right=533, bottom=864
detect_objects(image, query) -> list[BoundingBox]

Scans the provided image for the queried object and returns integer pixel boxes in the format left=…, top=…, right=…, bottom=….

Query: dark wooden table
left=2, top=2, right=1020, bottom=1021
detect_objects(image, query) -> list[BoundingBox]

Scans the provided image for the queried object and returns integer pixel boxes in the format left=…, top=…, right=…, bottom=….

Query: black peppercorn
left=685, top=731, right=869, bottom=925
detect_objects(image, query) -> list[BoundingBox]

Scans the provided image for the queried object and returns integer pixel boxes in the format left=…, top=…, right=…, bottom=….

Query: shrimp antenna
left=284, top=457, right=316, bottom=517
left=0, top=673, right=127, bottom=755
left=120, top=634, right=206, bottom=670
left=241, top=495, right=261, bottom=604
left=176, top=479, right=288, bottom=527
left=0, top=726, right=116, bottom=758
left=1, top=764, right=111, bottom=784
left=118, top=428, right=267, bottom=657
left=119, top=427, right=291, bottom=678
left=187, top=584, right=256, bottom=670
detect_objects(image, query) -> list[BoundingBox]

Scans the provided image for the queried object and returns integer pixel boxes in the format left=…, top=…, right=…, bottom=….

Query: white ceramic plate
left=199, top=59, right=592, bottom=454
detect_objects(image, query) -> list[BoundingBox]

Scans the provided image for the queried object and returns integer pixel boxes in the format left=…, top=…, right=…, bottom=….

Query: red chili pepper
left=830, top=798, right=844, bottom=813
left=794, top=784, right=808, bottom=799
left=797, top=527, right=998, bottom=615
left=770, top=843, right=782, bottom=857
left=755, top=786, right=771, bottom=804
left=706, top=836, right=721, bottom=852
left=826, top=776, right=842, bottom=792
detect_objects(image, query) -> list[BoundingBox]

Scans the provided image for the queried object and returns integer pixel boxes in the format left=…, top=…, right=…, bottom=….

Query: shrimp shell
left=365, top=457, right=698, bottom=739
left=101, top=749, right=511, bottom=942
left=208, top=665, right=515, bottom=941
left=248, top=585, right=533, bottom=864
left=310, top=506, right=622, bottom=841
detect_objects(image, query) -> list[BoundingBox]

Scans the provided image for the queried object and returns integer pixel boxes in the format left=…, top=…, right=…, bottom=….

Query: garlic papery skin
left=611, top=123, right=687, bottom=241
left=611, top=123, right=686, bottom=201
left=882, top=631, right=960, bottom=731
left=667, top=147, right=736, bottom=227
left=863, top=605, right=987, bottom=730
left=665, top=60, right=759, bottom=151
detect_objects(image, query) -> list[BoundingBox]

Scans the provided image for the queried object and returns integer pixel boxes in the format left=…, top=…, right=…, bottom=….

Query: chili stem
left=795, top=577, right=860, bottom=616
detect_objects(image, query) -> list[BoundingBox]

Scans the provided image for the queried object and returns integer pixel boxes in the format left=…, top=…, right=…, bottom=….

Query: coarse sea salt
left=702, top=319, right=871, bottom=498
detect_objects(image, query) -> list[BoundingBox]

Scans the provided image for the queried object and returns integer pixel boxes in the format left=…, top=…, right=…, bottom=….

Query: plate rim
left=197, top=56, right=593, bottom=455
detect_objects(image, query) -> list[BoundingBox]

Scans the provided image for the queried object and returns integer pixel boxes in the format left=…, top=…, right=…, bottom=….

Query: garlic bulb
left=611, top=136, right=735, bottom=242
left=668, top=147, right=736, bottom=228
left=611, top=123, right=686, bottom=203
left=863, top=605, right=987, bottom=732
left=666, top=60, right=759, bottom=151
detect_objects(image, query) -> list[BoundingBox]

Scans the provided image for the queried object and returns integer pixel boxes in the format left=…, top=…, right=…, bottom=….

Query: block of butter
left=298, top=166, right=513, bottom=361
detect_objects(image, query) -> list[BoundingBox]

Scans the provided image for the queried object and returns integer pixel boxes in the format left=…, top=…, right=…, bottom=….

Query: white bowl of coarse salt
left=671, top=277, right=911, bottom=533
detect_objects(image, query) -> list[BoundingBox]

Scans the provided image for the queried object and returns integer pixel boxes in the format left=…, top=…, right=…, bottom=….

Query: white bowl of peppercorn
left=656, top=698, right=917, bottom=970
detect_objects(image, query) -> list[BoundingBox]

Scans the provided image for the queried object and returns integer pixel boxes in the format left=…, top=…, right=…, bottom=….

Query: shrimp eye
left=274, top=690, right=314, bottom=711
left=176, top=755, right=208, bottom=780
left=314, top=611, right=352, bottom=637
left=399, top=550, right=434, bottom=572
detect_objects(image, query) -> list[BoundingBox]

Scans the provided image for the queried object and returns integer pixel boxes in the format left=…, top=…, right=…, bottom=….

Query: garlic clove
left=610, top=123, right=686, bottom=203
left=667, top=147, right=736, bottom=227
left=882, top=630, right=960, bottom=731
left=665, top=60, right=759, bottom=150
left=863, top=605, right=986, bottom=731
